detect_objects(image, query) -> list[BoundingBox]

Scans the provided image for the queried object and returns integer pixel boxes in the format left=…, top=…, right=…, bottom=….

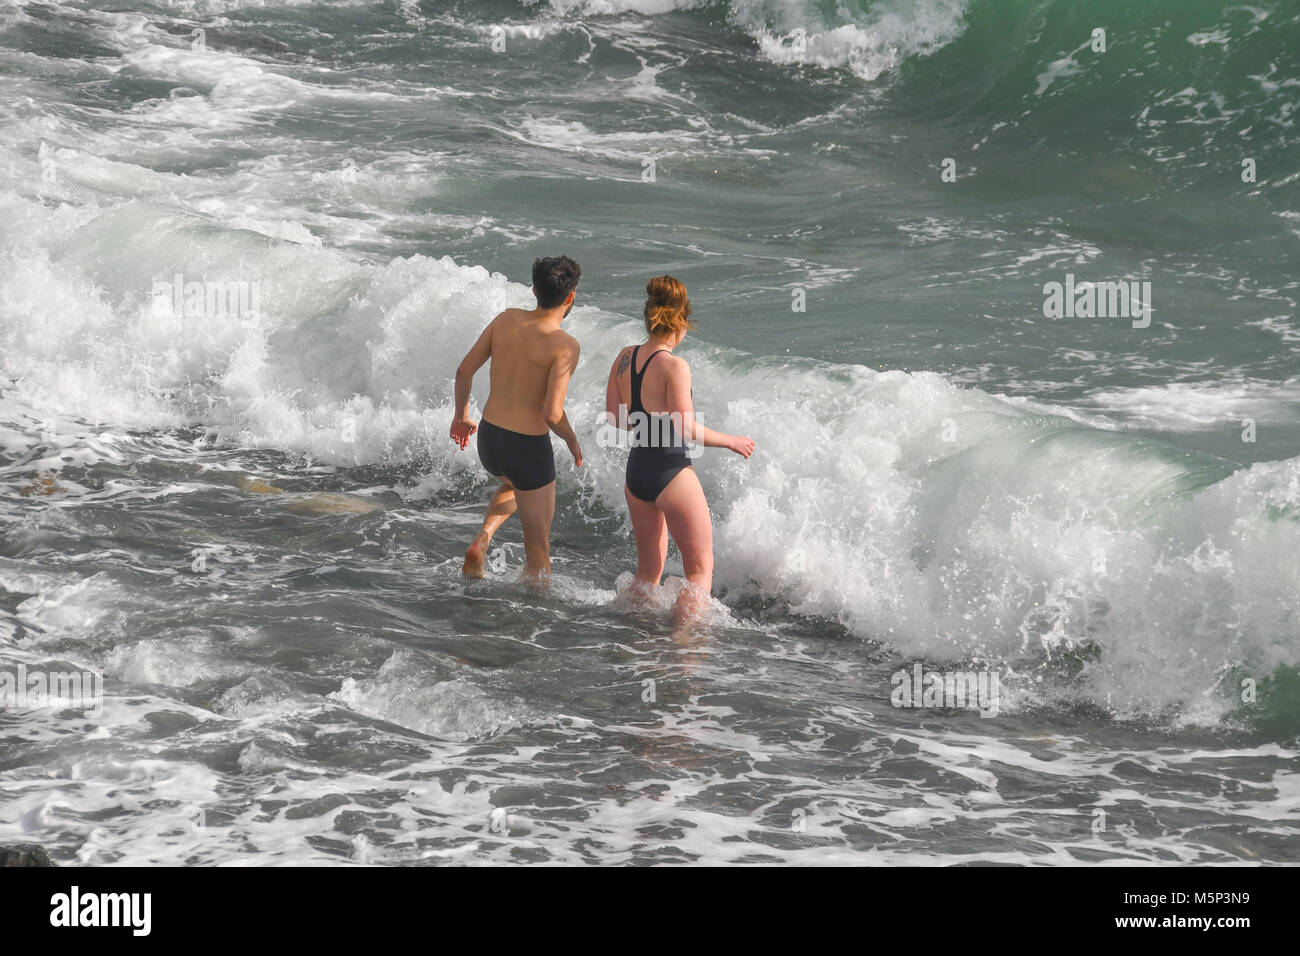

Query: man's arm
left=543, top=338, right=583, bottom=466
left=450, top=317, right=495, bottom=450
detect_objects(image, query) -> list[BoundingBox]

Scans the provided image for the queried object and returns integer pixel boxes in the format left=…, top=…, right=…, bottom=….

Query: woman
left=605, top=276, right=754, bottom=624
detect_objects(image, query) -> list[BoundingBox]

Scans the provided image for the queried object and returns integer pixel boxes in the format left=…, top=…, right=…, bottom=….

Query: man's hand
left=548, top=410, right=582, bottom=467
left=450, top=416, right=477, bottom=450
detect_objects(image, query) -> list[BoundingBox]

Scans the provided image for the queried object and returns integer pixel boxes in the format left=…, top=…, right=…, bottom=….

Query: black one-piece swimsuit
left=625, top=346, right=693, bottom=503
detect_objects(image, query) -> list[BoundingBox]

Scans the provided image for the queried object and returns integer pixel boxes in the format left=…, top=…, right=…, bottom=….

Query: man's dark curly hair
left=532, top=256, right=581, bottom=309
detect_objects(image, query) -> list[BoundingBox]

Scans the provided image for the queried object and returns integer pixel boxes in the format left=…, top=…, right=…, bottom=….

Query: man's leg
left=463, top=478, right=516, bottom=577
left=513, top=480, right=556, bottom=585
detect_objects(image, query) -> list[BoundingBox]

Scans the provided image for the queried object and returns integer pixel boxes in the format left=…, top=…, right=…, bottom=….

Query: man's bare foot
left=463, top=536, right=488, bottom=578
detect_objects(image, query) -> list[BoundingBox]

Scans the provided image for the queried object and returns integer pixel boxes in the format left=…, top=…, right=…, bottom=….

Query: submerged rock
left=18, top=475, right=61, bottom=496
left=281, top=492, right=381, bottom=516
left=239, top=476, right=285, bottom=494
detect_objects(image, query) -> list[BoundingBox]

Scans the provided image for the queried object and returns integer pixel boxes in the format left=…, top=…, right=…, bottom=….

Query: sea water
left=0, top=0, right=1297, bottom=864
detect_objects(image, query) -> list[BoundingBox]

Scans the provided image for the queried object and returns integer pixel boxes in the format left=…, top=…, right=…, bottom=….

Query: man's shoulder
left=549, top=327, right=581, bottom=357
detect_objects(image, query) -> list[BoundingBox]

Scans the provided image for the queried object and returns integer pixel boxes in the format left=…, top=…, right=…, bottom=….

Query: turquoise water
left=0, top=0, right=1297, bottom=864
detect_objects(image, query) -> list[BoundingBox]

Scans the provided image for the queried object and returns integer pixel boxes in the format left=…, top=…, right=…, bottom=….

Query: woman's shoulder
left=612, top=344, right=636, bottom=375
left=662, top=351, right=690, bottom=373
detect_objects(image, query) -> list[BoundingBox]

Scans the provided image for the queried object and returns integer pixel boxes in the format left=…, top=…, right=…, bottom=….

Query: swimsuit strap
left=629, top=346, right=667, bottom=415
left=629, top=346, right=642, bottom=415
left=634, top=347, right=667, bottom=377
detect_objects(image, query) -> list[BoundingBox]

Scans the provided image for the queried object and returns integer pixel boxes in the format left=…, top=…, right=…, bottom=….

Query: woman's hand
left=450, top=416, right=477, bottom=450
left=729, top=435, right=755, bottom=459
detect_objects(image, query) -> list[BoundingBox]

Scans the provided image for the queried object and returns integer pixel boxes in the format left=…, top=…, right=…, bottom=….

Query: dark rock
left=0, top=844, right=56, bottom=867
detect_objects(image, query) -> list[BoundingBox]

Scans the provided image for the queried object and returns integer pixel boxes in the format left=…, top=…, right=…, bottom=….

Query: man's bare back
left=483, top=307, right=581, bottom=436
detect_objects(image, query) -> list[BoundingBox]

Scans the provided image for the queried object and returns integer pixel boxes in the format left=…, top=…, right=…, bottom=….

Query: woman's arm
left=605, top=347, right=632, bottom=428
left=666, top=359, right=754, bottom=458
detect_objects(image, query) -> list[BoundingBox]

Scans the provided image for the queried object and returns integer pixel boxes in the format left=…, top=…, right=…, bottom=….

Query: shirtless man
left=450, top=256, right=583, bottom=582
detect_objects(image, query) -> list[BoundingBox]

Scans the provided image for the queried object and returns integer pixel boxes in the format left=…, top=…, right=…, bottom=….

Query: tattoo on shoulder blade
left=616, top=349, right=632, bottom=376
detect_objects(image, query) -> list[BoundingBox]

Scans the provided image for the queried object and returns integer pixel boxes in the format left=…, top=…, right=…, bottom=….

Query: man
left=450, top=256, right=583, bottom=582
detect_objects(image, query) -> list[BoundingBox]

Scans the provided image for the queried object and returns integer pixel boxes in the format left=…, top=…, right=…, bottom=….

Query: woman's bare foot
left=670, top=619, right=707, bottom=647
left=671, top=579, right=711, bottom=629
left=624, top=578, right=659, bottom=605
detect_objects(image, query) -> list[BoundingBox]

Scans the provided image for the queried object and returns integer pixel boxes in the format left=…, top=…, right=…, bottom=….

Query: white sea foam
left=1076, top=380, right=1300, bottom=430
left=537, top=0, right=714, bottom=15
left=330, top=649, right=533, bottom=740
left=532, top=0, right=969, bottom=80
left=735, top=0, right=969, bottom=80
left=3, top=171, right=1297, bottom=722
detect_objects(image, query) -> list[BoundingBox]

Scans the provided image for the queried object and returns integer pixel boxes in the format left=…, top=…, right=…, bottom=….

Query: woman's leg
left=655, top=468, right=713, bottom=624
left=625, top=484, right=668, bottom=590
left=464, top=478, right=516, bottom=577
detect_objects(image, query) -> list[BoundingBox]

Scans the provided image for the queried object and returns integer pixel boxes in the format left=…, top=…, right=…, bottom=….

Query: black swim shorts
left=476, top=419, right=556, bottom=491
